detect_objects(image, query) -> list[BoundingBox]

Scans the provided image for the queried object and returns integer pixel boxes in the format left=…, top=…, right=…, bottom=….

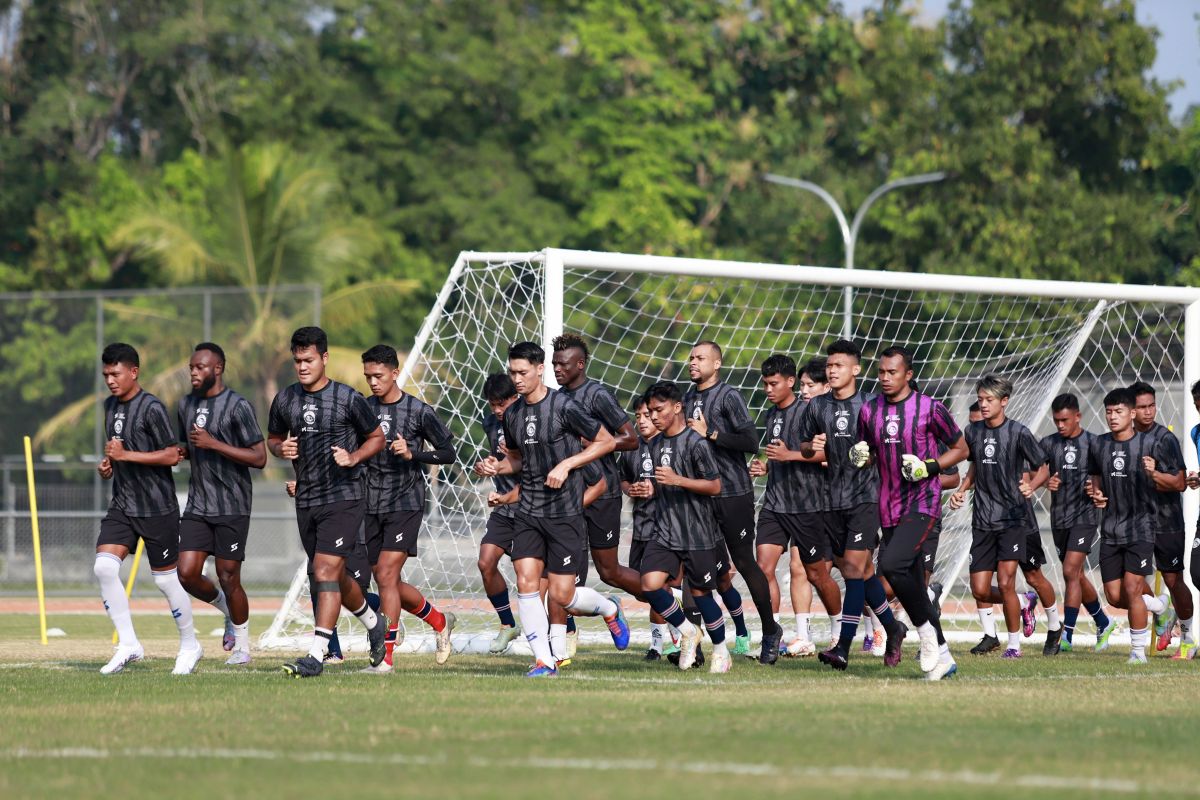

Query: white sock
left=1007, top=632, right=1020, bottom=651
left=1181, top=615, right=1195, bottom=644
left=677, top=618, right=699, bottom=639
left=863, top=613, right=875, bottom=636
left=1143, top=594, right=1167, bottom=615
left=1130, top=627, right=1149, bottom=656
left=650, top=623, right=667, bottom=652
left=308, top=627, right=332, bottom=661
left=565, top=586, right=618, bottom=618
left=795, top=613, right=811, bottom=641
left=827, top=615, right=839, bottom=643
left=210, top=587, right=231, bottom=618
left=352, top=600, right=378, bottom=630
left=772, top=612, right=781, bottom=624
left=233, top=621, right=250, bottom=652
left=153, top=568, right=197, bottom=648
left=1045, top=604, right=1062, bottom=632
left=94, top=554, right=138, bottom=648
left=978, top=607, right=998, bottom=638
left=926, top=585, right=936, bottom=602
left=917, top=621, right=936, bottom=639
left=518, top=592, right=555, bottom=666
left=550, top=623, right=568, bottom=661
left=939, top=642, right=951, bottom=658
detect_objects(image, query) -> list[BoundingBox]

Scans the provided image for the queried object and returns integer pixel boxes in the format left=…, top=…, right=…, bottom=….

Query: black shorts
left=759, top=510, right=830, bottom=564
left=628, top=538, right=649, bottom=573
left=98, top=508, right=180, bottom=570
left=511, top=514, right=587, bottom=576
left=1021, top=530, right=1048, bottom=573
left=481, top=513, right=516, bottom=555
left=878, top=513, right=938, bottom=576
left=1154, top=529, right=1186, bottom=574
left=969, top=526, right=1028, bottom=573
left=921, top=518, right=941, bottom=572
left=1052, top=524, right=1098, bottom=561
left=714, top=493, right=756, bottom=551
left=639, top=540, right=730, bottom=591
left=1099, top=539, right=1154, bottom=583
left=296, top=499, right=363, bottom=559
left=178, top=514, right=250, bottom=562
left=827, top=503, right=880, bottom=552
left=364, top=509, right=423, bottom=563
left=585, top=496, right=622, bottom=550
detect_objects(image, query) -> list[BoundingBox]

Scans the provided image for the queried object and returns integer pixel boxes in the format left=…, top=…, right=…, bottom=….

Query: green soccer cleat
left=732, top=635, right=752, bottom=657
left=661, top=642, right=680, bottom=657
left=1059, top=637, right=1073, bottom=653
left=489, top=625, right=522, bottom=654
left=1095, top=619, right=1119, bottom=652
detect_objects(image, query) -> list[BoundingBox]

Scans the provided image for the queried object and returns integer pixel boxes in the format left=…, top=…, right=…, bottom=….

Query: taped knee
left=314, top=580, right=340, bottom=594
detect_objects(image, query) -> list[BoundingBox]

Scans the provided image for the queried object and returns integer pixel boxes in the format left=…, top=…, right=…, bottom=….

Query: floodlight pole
left=764, top=171, right=947, bottom=339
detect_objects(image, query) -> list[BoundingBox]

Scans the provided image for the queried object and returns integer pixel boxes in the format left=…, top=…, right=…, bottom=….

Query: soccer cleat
left=225, top=650, right=251, bottom=666
left=643, top=648, right=662, bottom=662
left=1127, top=650, right=1148, bottom=665
left=818, top=646, right=849, bottom=671
left=732, top=635, right=752, bottom=657
left=861, top=633, right=874, bottom=653
left=759, top=627, right=782, bottom=665
left=1171, top=642, right=1196, bottom=660
left=925, top=657, right=958, bottom=681
left=99, top=643, right=145, bottom=675
left=871, top=628, right=886, bottom=657
left=566, top=628, right=578, bottom=658
left=970, top=634, right=1001, bottom=655
left=603, top=599, right=630, bottom=651
left=489, top=625, right=521, bottom=654
left=367, top=612, right=390, bottom=667
left=1060, top=637, right=1073, bottom=653
left=677, top=625, right=701, bottom=670
left=1021, top=591, right=1037, bottom=637
left=435, top=612, right=457, bottom=665
left=322, top=651, right=345, bottom=665
left=1095, top=619, right=1119, bottom=652
left=525, top=660, right=558, bottom=678
left=929, top=581, right=945, bottom=620
left=172, top=642, right=203, bottom=675
left=554, top=657, right=571, bottom=669
left=222, top=617, right=236, bottom=652
left=1043, top=628, right=1062, bottom=656
left=785, top=638, right=816, bottom=658
left=917, top=627, right=939, bottom=673
left=1155, top=609, right=1177, bottom=652
left=884, top=621, right=908, bottom=668
left=662, top=641, right=680, bottom=657
left=1001, top=648, right=1022, bottom=659
left=709, top=644, right=732, bottom=674
left=281, top=654, right=323, bottom=678
left=361, top=661, right=393, bottom=674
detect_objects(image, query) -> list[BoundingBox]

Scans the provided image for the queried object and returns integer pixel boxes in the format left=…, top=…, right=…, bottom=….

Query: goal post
left=261, top=248, right=1200, bottom=652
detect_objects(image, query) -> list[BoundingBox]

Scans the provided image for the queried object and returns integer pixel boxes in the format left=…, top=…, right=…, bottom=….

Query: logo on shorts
left=853, top=533, right=862, bottom=543
left=354, top=569, right=362, bottom=579
left=563, top=555, right=572, bottom=566
left=924, top=553, right=931, bottom=563
left=230, top=542, right=238, bottom=552
left=809, top=547, right=817, bottom=556
left=836, top=415, right=849, bottom=433
left=716, top=561, right=724, bottom=571
left=1012, top=544, right=1019, bottom=552
left=885, top=420, right=899, bottom=438
left=606, top=531, right=613, bottom=540
left=162, top=549, right=169, bottom=560
left=335, top=537, right=344, bottom=547
left=1078, top=537, right=1086, bottom=546
left=739, top=529, right=748, bottom=539
left=1140, top=558, right=1148, bottom=568
left=703, top=572, right=712, bottom=582
left=395, top=533, right=403, bottom=543
left=1171, top=556, right=1180, bottom=566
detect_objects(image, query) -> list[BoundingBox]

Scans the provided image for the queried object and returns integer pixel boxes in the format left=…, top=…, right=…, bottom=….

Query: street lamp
left=763, top=171, right=947, bottom=338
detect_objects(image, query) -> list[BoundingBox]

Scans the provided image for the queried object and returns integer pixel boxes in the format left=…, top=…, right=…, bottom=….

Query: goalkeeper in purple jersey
left=854, top=346, right=968, bottom=680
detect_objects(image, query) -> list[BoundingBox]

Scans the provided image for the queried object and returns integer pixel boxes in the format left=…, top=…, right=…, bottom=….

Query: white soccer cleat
left=709, top=643, right=732, bottom=674
left=435, top=612, right=457, bottom=665
left=677, top=626, right=701, bottom=670
left=785, top=638, right=816, bottom=657
left=172, top=642, right=203, bottom=675
left=1127, top=650, right=1148, bottom=665
left=225, top=650, right=251, bottom=666
left=566, top=628, right=578, bottom=658
left=360, top=661, right=393, bottom=674
left=918, top=628, right=940, bottom=673
left=925, top=657, right=958, bottom=681
left=871, top=629, right=886, bottom=657
left=100, top=643, right=145, bottom=675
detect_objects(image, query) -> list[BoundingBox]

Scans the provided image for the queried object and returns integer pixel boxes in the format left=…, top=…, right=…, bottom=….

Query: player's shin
left=95, top=553, right=138, bottom=648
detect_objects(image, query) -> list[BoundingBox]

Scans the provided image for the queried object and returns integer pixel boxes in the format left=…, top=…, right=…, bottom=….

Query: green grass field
left=2, top=612, right=1199, bottom=800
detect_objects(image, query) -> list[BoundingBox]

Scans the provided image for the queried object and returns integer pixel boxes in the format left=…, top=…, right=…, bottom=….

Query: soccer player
left=361, top=344, right=458, bottom=671
left=751, top=355, right=841, bottom=659
left=92, top=343, right=196, bottom=675
left=1029, top=393, right=1115, bottom=653
left=480, top=341, right=629, bottom=677
left=684, top=340, right=784, bottom=663
left=551, top=335, right=645, bottom=604
left=637, top=381, right=735, bottom=673
left=1184, top=380, right=1200, bottom=659
left=176, top=343, right=266, bottom=666
left=855, top=346, right=967, bottom=680
left=798, top=339, right=906, bottom=671
left=1087, top=387, right=1161, bottom=663
left=268, top=326, right=389, bottom=678
left=1129, top=381, right=1192, bottom=651
left=475, top=373, right=523, bottom=653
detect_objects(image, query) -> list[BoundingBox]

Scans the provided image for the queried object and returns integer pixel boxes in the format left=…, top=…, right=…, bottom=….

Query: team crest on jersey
left=1064, top=448, right=1077, bottom=466
left=772, top=421, right=782, bottom=438
left=660, top=451, right=672, bottom=467
left=380, top=416, right=391, bottom=437
left=641, top=455, right=653, bottom=473
left=984, top=443, right=996, bottom=459
left=885, top=419, right=899, bottom=437
left=1112, top=456, right=1126, bottom=473
left=525, top=421, right=537, bottom=437
left=691, top=404, right=702, bottom=420
left=835, top=415, right=849, bottom=433
left=302, top=403, right=318, bottom=427
left=113, top=415, right=125, bottom=435
left=195, top=408, right=209, bottom=429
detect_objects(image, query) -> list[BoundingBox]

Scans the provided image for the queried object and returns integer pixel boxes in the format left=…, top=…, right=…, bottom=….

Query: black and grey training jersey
left=482, top=412, right=519, bottom=519
left=559, top=378, right=630, bottom=501
left=364, top=393, right=455, bottom=514
left=267, top=380, right=379, bottom=509
left=1141, top=423, right=1185, bottom=536
left=1039, top=430, right=1099, bottom=530
left=965, top=418, right=1045, bottom=532
left=501, top=389, right=602, bottom=518
left=178, top=388, right=263, bottom=517
left=620, top=435, right=659, bottom=542
left=649, top=427, right=722, bottom=551
left=761, top=398, right=826, bottom=514
left=1087, top=431, right=1157, bottom=545
left=798, top=389, right=879, bottom=510
left=683, top=381, right=755, bottom=498
left=106, top=390, right=179, bottom=518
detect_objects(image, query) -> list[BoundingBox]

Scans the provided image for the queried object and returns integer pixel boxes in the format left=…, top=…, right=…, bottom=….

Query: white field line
left=0, top=746, right=1185, bottom=795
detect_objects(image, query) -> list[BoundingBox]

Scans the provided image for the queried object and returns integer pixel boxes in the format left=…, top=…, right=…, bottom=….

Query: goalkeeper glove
left=848, top=441, right=871, bottom=468
left=901, top=454, right=942, bottom=482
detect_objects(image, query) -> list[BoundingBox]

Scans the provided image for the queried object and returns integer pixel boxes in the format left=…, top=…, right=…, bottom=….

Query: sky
left=842, top=0, right=1200, bottom=119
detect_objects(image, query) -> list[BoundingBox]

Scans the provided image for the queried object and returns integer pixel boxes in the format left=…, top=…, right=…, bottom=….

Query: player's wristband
left=924, top=458, right=942, bottom=477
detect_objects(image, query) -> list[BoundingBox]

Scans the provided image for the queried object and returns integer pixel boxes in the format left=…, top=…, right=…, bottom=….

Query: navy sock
left=645, top=588, right=687, bottom=628
left=719, top=587, right=748, bottom=637
left=366, top=591, right=381, bottom=613
left=694, top=593, right=727, bottom=645
left=1063, top=605, right=1080, bottom=643
left=839, top=578, right=865, bottom=651
left=565, top=616, right=576, bottom=634
left=1084, top=599, right=1110, bottom=630
left=487, top=590, right=516, bottom=627
left=864, top=576, right=897, bottom=628
left=327, top=628, right=342, bottom=658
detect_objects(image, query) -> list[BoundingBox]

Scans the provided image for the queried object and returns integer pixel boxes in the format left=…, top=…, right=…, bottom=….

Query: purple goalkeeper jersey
left=857, top=390, right=963, bottom=528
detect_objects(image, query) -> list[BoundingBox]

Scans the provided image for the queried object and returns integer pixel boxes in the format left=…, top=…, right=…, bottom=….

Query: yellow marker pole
left=22, top=437, right=48, bottom=646
left=111, top=538, right=145, bottom=644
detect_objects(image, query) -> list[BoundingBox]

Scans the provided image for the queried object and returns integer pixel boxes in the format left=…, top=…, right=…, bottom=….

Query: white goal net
left=261, top=249, right=1200, bottom=652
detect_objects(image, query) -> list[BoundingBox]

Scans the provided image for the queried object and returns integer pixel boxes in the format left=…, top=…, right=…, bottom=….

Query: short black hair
left=102, top=342, right=139, bottom=369
left=1191, top=380, right=1200, bottom=400
left=361, top=344, right=400, bottom=369
left=193, top=342, right=226, bottom=368
left=693, top=340, right=722, bottom=359
left=1103, top=387, right=1137, bottom=409
left=968, top=401, right=980, bottom=413
left=761, top=353, right=796, bottom=378
left=482, top=372, right=517, bottom=402
left=802, top=358, right=828, bottom=384
left=508, top=341, right=545, bottom=364
left=551, top=333, right=589, bottom=360
left=1051, top=393, right=1080, bottom=413
left=1128, top=381, right=1155, bottom=398
left=645, top=381, right=682, bottom=404
left=826, top=339, right=861, bottom=360
left=290, top=326, right=328, bottom=355
left=879, top=345, right=913, bottom=370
